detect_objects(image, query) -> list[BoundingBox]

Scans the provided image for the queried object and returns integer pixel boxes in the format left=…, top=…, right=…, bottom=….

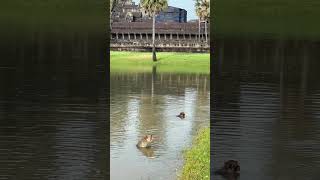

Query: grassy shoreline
left=179, top=127, right=210, bottom=180
left=110, top=51, right=210, bottom=74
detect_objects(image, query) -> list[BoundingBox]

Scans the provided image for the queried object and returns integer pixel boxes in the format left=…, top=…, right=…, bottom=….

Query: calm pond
left=110, top=70, right=210, bottom=180
left=212, top=38, right=320, bottom=180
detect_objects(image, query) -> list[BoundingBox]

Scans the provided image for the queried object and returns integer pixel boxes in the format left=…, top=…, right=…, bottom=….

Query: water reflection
left=0, top=30, right=107, bottom=179
left=212, top=38, right=320, bottom=180
left=137, top=147, right=156, bottom=159
left=111, top=70, right=210, bottom=180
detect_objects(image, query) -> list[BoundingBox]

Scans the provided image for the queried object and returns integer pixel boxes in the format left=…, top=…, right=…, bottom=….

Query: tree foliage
left=140, top=0, right=168, bottom=16
left=195, top=0, right=210, bottom=42
left=195, top=0, right=210, bottom=21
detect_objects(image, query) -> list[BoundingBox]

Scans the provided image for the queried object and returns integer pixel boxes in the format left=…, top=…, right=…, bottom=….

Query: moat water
left=212, top=38, right=320, bottom=180
left=110, top=71, right=210, bottom=180
left=0, top=26, right=107, bottom=178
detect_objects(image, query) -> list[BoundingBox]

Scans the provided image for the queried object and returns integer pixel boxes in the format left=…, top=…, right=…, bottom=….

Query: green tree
left=195, top=0, right=210, bottom=43
left=195, top=0, right=202, bottom=41
left=140, top=0, right=168, bottom=61
left=202, top=0, right=210, bottom=43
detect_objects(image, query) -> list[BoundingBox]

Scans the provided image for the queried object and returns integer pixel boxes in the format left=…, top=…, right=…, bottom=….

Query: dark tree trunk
left=205, top=20, right=208, bottom=43
left=152, top=14, right=157, bottom=61
left=198, top=17, right=201, bottom=41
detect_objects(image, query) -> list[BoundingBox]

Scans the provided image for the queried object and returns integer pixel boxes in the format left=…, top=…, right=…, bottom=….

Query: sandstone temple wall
left=110, top=22, right=210, bottom=52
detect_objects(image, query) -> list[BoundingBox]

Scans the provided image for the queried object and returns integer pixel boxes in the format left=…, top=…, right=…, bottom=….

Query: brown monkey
left=136, top=135, right=155, bottom=148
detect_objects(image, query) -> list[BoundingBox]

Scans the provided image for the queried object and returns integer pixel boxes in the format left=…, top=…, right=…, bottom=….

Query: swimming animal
left=177, top=112, right=185, bottom=119
left=136, top=135, right=155, bottom=148
left=215, top=160, right=240, bottom=179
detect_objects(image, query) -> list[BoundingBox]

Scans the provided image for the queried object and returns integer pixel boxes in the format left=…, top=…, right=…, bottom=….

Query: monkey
left=176, top=112, right=186, bottom=119
left=136, top=135, right=155, bottom=148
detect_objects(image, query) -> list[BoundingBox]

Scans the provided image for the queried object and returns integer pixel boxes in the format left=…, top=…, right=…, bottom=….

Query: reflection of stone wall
left=111, top=73, right=210, bottom=94
left=212, top=38, right=320, bottom=180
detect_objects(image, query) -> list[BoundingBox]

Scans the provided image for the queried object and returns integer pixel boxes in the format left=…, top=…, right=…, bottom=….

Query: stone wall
left=112, top=1, right=188, bottom=23
left=156, top=6, right=187, bottom=23
left=110, top=22, right=210, bottom=52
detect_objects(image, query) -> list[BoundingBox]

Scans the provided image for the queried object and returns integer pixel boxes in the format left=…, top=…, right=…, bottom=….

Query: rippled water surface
left=110, top=71, right=210, bottom=180
left=212, top=38, right=320, bottom=180
left=0, top=30, right=107, bottom=179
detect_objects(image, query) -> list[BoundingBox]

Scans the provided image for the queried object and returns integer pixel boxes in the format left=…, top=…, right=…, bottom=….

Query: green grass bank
left=110, top=51, right=210, bottom=74
left=179, top=127, right=210, bottom=180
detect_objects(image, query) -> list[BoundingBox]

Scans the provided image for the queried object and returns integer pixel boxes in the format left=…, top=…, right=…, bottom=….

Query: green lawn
left=110, top=51, right=210, bottom=74
left=179, top=127, right=210, bottom=180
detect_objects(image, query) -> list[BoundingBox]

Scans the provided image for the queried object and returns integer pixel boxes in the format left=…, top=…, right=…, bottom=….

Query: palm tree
left=195, top=0, right=202, bottom=41
left=202, top=0, right=210, bottom=43
left=195, top=0, right=210, bottom=43
left=140, top=0, right=168, bottom=62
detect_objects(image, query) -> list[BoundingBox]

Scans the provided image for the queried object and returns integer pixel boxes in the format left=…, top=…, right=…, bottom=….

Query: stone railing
left=111, top=22, right=210, bottom=34
left=111, top=39, right=209, bottom=53
left=111, top=39, right=209, bottom=47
